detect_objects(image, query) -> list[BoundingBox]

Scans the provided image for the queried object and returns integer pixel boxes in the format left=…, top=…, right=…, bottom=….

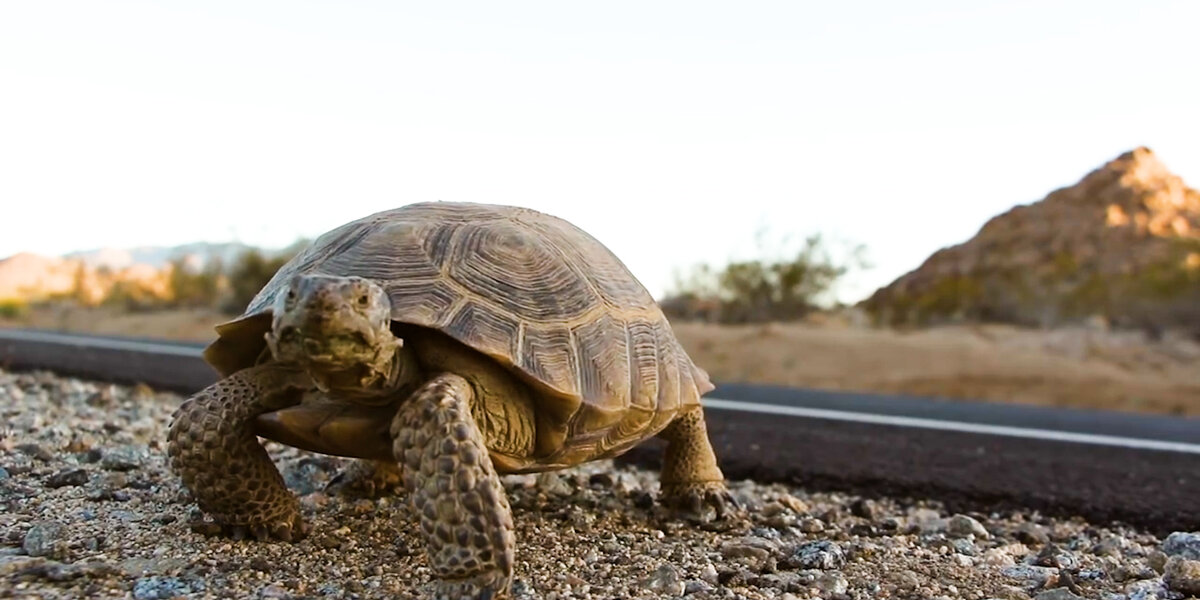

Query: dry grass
left=674, top=321, right=1200, bottom=416
left=4, top=305, right=1199, bottom=417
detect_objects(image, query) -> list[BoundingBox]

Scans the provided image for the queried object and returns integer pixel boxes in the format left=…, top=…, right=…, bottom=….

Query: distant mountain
left=63, top=241, right=288, bottom=271
left=1, top=240, right=305, bottom=303
left=862, top=147, right=1200, bottom=334
left=0, top=253, right=81, bottom=301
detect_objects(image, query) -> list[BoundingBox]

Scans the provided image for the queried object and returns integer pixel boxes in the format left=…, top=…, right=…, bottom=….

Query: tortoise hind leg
left=657, top=405, right=738, bottom=520
left=167, top=363, right=312, bottom=541
left=391, top=373, right=515, bottom=599
left=326, top=459, right=404, bottom=498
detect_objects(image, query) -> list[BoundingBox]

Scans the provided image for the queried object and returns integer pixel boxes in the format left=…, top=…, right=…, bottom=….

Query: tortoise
left=166, top=201, right=735, bottom=599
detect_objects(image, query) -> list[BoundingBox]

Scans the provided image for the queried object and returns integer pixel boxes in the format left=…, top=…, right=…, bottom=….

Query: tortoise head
left=265, top=274, right=407, bottom=395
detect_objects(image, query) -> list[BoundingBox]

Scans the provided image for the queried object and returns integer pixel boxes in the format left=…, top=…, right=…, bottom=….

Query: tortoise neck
left=308, top=338, right=417, bottom=402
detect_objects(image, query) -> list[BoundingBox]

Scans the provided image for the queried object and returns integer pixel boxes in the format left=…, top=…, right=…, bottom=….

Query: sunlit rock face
left=863, top=147, right=1200, bottom=332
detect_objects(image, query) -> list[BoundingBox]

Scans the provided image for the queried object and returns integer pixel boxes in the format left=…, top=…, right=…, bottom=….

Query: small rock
left=720, top=544, right=774, bottom=571
left=100, top=445, right=144, bottom=471
left=815, top=572, right=848, bottom=595
left=1002, top=565, right=1060, bottom=588
left=777, top=493, right=808, bottom=514
left=1034, top=589, right=1082, bottom=600
left=640, top=564, right=684, bottom=597
left=982, top=548, right=1015, bottom=567
left=15, top=443, right=55, bottom=462
left=133, top=575, right=201, bottom=600
left=0, top=467, right=9, bottom=480
left=798, top=518, right=825, bottom=533
left=1165, top=555, right=1200, bottom=595
left=1034, top=543, right=1078, bottom=569
left=3, top=455, right=35, bottom=475
left=281, top=461, right=328, bottom=496
left=683, top=579, right=713, bottom=595
left=1125, top=578, right=1173, bottom=600
left=849, top=523, right=877, bottom=537
left=762, top=501, right=789, bottom=517
left=588, top=472, right=615, bottom=488
left=785, top=541, right=845, bottom=570
left=947, top=514, right=990, bottom=539
left=1091, top=537, right=1123, bottom=557
left=45, top=468, right=89, bottom=488
left=535, top=472, right=572, bottom=496
left=720, top=538, right=773, bottom=563
left=850, top=498, right=880, bottom=520
left=0, top=555, right=45, bottom=576
left=699, top=563, right=719, bottom=585
left=754, top=571, right=812, bottom=593
left=1164, top=531, right=1200, bottom=560
left=1148, top=549, right=1169, bottom=573
left=85, top=387, right=116, bottom=407
left=259, top=584, right=290, bottom=598
left=1014, top=522, right=1050, bottom=545
left=22, top=521, right=67, bottom=558
left=910, top=508, right=946, bottom=533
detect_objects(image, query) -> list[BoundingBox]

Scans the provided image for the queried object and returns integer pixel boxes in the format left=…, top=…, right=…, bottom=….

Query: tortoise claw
left=188, top=512, right=308, bottom=543
left=661, top=481, right=741, bottom=522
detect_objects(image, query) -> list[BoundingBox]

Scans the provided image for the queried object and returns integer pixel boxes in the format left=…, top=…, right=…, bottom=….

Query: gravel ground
left=1, top=367, right=1198, bottom=600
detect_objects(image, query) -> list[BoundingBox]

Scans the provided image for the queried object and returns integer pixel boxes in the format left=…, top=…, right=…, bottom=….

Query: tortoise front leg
left=391, top=373, right=516, bottom=600
left=167, top=363, right=313, bottom=541
left=657, top=405, right=738, bottom=520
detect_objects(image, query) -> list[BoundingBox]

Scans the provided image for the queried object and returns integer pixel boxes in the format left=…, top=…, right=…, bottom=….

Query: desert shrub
left=0, top=299, right=27, bottom=319
left=662, top=230, right=868, bottom=324
left=102, top=280, right=166, bottom=312
left=221, top=246, right=301, bottom=314
left=167, top=257, right=224, bottom=308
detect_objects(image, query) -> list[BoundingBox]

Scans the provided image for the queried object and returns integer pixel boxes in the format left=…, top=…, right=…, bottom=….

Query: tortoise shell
left=203, top=201, right=714, bottom=466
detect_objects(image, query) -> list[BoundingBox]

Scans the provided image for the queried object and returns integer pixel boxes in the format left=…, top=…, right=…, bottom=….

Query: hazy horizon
left=3, top=1, right=1198, bottom=303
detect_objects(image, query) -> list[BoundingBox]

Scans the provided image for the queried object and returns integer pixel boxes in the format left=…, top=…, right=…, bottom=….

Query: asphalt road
left=2, top=327, right=1197, bottom=535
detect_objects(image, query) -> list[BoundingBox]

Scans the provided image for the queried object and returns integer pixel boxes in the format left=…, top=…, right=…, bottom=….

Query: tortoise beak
left=253, top=402, right=397, bottom=461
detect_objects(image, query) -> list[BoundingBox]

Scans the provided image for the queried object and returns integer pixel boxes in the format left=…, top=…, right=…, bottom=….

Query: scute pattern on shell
left=208, top=201, right=713, bottom=457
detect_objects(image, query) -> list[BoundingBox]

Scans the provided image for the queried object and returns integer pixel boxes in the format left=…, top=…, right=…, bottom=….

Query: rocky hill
left=862, top=147, right=1200, bottom=335
left=0, top=241, right=301, bottom=305
left=0, top=253, right=171, bottom=305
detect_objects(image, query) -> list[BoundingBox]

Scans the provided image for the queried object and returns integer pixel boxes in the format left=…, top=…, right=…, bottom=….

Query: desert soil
left=3, top=305, right=1200, bottom=416
left=4, top=367, right=1200, bottom=600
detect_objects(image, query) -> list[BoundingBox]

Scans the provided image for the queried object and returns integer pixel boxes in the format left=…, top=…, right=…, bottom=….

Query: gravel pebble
left=640, top=563, right=684, bottom=596
left=948, top=514, right=991, bottom=539
left=0, top=366, right=1186, bottom=599
left=1034, top=588, right=1084, bottom=599
left=22, top=521, right=67, bottom=558
left=1165, top=555, right=1200, bottom=595
left=785, top=540, right=845, bottom=570
left=99, top=445, right=145, bottom=471
left=44, top=468, right=89, bottom=488
left=1163, top=531, right=1200, bottom=559
left=1015, top=522, right=1051, bottom=545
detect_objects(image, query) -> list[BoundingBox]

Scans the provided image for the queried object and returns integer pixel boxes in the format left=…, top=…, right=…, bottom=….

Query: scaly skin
left=166, top=363, right=314, bottom=541
left=391, top=373, right=515, bottom=600
left=657, top=405, right=738, bottom=520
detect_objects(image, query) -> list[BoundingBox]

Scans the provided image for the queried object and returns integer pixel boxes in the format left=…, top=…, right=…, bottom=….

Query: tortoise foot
left=660, top=480, right=740, bottom=521
left=430, top=570, right=510, bottom=600
left=325, top=459, right=403, bottom=498
left=188, top=511, right=310, bottom=543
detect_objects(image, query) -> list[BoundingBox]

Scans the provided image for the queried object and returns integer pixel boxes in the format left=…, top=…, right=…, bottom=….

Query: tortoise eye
left=358, top=294, right=369, bottom=306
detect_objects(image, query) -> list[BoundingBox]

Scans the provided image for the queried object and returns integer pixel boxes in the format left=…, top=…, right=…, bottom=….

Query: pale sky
left=2, top=1, right=1198, bottom=303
